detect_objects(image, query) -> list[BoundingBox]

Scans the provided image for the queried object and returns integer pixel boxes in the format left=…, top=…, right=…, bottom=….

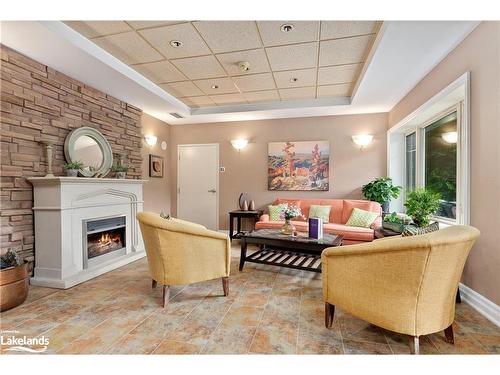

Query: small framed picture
left=149, top=154, right=164, bottom=178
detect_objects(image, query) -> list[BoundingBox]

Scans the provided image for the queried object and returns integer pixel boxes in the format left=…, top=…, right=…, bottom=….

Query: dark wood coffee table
left=239, top=229, right=343, bottom=273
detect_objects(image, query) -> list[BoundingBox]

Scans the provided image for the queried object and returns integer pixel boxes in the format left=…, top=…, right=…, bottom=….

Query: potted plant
left=112, top=164, right=129, bottom=179
left=279, top=204, right=303, bottom=235
left=382, top=212, right=413, bottom=233
left=404, top=188, right=441, bottom=227
left=63, top=161, right=83, bottom=177
left=362, top=177, right=402, bottom=212
left=0, top=249, right=29, bottom=312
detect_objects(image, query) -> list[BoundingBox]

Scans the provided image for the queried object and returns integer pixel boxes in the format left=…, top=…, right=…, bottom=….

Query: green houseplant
left=382, top=212, right=413, bottom=233
left=404, top=188, right=441, bottom=227
left=63, top=161, right=84, bottom=177
left=362, top=177, right=402, bottom=212
left=112, top=164, right=129, bottom=179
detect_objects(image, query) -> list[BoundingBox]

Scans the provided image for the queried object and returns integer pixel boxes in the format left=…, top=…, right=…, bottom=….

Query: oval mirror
left=64, top=127, right=113, bottom=177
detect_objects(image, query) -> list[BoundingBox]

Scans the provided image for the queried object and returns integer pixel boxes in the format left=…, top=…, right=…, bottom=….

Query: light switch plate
left=219, top=167, right=226, bottom=172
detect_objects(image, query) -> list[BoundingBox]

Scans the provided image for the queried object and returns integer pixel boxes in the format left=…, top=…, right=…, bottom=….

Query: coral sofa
left=255, top=198, right=382, bottom=244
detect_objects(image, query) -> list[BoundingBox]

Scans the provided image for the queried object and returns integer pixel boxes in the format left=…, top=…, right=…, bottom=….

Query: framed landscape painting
left=268, top=141, right=330, bottom=191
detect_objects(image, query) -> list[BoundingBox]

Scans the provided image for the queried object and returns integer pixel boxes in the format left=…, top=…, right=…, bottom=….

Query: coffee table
left=239, top=229, right=343, bottom=273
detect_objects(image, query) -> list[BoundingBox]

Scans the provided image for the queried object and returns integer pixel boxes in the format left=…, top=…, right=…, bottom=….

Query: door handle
left=208, top=189, right=216, bottom=193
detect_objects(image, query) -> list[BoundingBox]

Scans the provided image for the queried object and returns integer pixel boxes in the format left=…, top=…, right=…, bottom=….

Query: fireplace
left=83, top=215, right=126, bottom=269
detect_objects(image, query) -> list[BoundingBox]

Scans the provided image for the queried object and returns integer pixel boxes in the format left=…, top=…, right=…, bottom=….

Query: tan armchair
left=137, top=212, right=231, bottom=307
left=322, top=225, right=480, bottom=354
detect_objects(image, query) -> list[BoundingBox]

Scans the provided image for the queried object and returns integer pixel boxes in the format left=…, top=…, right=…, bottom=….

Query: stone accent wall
left=0, top=45, right=143, bottom=260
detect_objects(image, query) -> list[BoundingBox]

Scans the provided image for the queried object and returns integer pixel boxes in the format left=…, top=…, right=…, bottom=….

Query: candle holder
left=40, top=140, right=55, bottom=177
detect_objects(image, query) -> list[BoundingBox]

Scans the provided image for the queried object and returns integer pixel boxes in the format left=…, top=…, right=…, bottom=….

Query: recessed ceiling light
left=280, top=24, right=294, bottom=33
left=290, top=77, right=298, bottom=83
left=170, top=40, right=183, bottom=48
left=211, top=84, right=219, bottom=89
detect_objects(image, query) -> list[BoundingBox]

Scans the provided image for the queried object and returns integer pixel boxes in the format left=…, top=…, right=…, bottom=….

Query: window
left=423, top=112, right=457, bottom=220
left=388, top=72, right=469, bottom=225
left=405, top=132, right=416, bottom=192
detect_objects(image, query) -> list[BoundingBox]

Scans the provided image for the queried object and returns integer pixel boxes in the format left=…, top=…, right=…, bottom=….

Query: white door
left=177, top=144, right=219, bottom=230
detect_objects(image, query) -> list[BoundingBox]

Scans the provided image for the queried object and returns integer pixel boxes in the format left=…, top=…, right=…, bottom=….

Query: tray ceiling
left=64, top=21, right=380, bottom=108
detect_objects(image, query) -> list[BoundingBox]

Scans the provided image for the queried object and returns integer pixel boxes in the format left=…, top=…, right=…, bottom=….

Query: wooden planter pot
left=0, top=262, right=29, bottom=312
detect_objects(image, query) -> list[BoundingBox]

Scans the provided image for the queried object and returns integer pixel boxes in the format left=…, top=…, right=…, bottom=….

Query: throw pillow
left=346, top=207, right=379, bottom=228
left=160, top=211, right=171, bottom=220
left=402, top=222, right=439, bottom=236
left=308, top=205, right=331, bottom=223
left=268, top=204, right=286, bottom=221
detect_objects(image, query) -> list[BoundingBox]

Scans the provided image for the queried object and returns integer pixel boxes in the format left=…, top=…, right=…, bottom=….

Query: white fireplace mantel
left=28, top=177, right=147, bottom=289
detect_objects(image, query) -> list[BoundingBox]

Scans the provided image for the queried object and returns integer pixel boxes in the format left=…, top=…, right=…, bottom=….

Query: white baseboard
left=459, top=282, right=500, bottom=327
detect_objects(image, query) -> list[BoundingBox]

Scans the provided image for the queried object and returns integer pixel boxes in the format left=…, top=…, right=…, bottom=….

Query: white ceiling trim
left=0, top=20, right=479, bottom=125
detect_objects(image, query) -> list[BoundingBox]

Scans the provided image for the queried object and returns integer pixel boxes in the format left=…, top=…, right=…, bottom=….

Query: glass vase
left=281, top=218, right=295, bottom=235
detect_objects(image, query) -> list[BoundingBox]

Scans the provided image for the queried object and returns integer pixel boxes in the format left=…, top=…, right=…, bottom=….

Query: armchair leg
left=444, top=324, right=454, bottom=344
left=409, top=336, right=420, bottom=355
left=162, top=285, right=170, bottom=308
left=152, top=279, right=157, bottom=289
left=222, top=277, right=229, bottom=296
left=324, top=302, right=335, bottom=328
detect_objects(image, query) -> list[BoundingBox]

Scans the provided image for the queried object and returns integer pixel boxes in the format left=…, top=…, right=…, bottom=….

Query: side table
left=228, top=210, right=262, bottom=241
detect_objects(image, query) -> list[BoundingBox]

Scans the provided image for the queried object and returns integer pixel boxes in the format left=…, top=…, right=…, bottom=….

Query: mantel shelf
left=28, top=177, right=148, bottom=186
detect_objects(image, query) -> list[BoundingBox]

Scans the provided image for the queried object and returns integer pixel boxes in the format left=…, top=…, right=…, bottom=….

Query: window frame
left=388, top=72, right=470, bottom=226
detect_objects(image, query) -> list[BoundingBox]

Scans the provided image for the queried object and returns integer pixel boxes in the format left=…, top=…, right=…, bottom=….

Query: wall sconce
left=442, top=131, right=458, bottom=144
left=144, top=135, right=157, bottom=147
left=231, top=139, right=249, bottom=150
left=351, top=134, right=374, bottom=147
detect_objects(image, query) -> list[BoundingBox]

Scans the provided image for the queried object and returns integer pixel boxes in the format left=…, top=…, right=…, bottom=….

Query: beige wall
left=169, top=113, right=388, bottom=229
left=141, top=113, right=171, bottom=214
left=388, top=22, right=500, bottom=305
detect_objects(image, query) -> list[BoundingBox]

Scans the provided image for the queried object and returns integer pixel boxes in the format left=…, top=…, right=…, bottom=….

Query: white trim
left=459, top=283, right=500, bottom=327
left=177, top=143, right=220, bottom=230
left=387, top=72, right=470, bottom=225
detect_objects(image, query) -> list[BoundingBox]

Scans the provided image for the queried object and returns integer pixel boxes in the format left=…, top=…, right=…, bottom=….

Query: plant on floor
left=404, top=188, right=441, bottom=227
left=0, top=248, right=22, bottom=270
left=362, top=177, right=402, bottom=212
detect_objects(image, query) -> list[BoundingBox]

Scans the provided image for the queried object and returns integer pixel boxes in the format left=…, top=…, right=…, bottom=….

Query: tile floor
left=1, top=246, right=499, bottom=354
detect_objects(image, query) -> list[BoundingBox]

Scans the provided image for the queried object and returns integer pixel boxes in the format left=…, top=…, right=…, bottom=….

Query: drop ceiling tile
left=279, top=87, right=316, bottom=100
left=139, top=23, right=211, bottom=59
left=159, top=81, right=204, bottom=97
left=193, top=77, right=239, bottom=95
left=317, top=83, right=352, bottom=97
left=193, top=21, right=262, bottom=53
left=317, top=63, right=362, bottom=85
left=243, top=90, right=280, bottom=103
left=320, top=21, right=379, bottom=40
left=319, top=35, right=374, bottom=67
left=266, top=42, right=318, bottom=71
left=210, top=93, right=247, bottom=106
left=132, top=60, right=186, bottom=83
left=216, top=49, right=270, bottom=76
left=273, top=68, right=317, bottom=89
left=171, top=55, right=227, bottom=80
left=182, top=96, right=216, bottom=107
left=232, top=73, right=275, bottom=92
left=257, top=21, right=319, bottom=46
left=127, top=21, right=187, bottom=29
left=92, top=31, right=163, bottom=65
left=64, top=21, right=132, bottom=39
